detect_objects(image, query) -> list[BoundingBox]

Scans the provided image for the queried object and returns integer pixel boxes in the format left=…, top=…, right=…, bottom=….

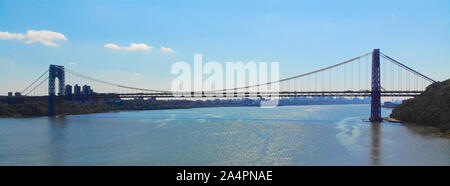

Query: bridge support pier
left=48, top=65, right=65, bottom=116
left=370, top=49, right=382, bottom=122
left=48, top=95, right=55, bottom=116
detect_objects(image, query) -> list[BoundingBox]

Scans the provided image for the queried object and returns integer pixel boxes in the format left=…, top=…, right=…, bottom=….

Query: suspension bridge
left=16, top=49, right=435, bottom=121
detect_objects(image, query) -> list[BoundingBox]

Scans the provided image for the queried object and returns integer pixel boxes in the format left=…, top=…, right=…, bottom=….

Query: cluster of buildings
left=7, top=92, right=21, bottom=97
left=6, top=84, right=96, bottom=97
left=65, top=84, right=95, bottom=96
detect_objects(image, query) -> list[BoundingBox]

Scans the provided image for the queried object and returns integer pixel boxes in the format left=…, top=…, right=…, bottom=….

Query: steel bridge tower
left=370, top=49, right=382, bottom=122
left=48, top=65, right=65, bottom=116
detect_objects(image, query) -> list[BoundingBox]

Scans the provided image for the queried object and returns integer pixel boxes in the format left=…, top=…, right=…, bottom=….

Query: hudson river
left=0, top=104, right=449, bottom=165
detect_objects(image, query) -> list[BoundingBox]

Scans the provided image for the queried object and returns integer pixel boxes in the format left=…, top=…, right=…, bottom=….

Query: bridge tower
left=370, top=49, right=382, bottom=122
left=48, top=65, right=65, bottom=116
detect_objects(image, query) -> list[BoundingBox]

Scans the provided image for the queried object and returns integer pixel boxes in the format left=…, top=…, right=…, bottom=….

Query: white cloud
left=104, top=43, right=120, bottom=50
left=104, top=43, right=152, bottom=51
left=160, top=46, right=174, bottom=53
left=0, top=30, right=67, bottom=47
left=0, top=32, right=26, bottom=40
left=69, top=61, right=77, bottom=65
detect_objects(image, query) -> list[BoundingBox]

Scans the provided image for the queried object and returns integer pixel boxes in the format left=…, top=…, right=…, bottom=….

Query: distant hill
left=390, top=79, right=450, bottom=131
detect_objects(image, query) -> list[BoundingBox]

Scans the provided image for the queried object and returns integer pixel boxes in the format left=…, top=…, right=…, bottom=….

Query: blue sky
left=0, top=0, right=449, bottom=94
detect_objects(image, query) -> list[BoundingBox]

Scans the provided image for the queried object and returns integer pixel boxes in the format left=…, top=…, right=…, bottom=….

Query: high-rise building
left=74, top=84, right=81, bottom=95
left=82, top=85, right=91, bottom=95
left=65, top=85, right=73, bottom=96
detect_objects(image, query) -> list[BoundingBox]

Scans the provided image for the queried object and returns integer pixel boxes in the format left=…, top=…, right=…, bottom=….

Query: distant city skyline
left=1, top=0, right=449, bottom=95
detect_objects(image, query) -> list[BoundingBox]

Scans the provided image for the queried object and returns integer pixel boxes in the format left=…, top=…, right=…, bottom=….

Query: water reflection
left=49, top=115, right=66, bottom=125
left=403, top=124, right=439, bottom=137
left=370, top=122, right=381, bottom=165
left=47, top=116, right=67, bottom=165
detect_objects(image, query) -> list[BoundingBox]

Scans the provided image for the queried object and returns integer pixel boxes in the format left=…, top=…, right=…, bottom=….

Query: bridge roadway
left=17, top=90, right=423, bottom=100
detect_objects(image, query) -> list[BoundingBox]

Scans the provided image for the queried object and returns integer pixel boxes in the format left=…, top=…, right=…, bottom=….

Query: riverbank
left=0, top=97, right=371, bottom=118
left=382, top=117, right=400, bottom=123
left=433, top=131, right=450, bottom=138
left=390, top=78, right=450, bottom=133
left=383, top=117, right=450, bottom=137
left=0, top=100, right=258, bottom=118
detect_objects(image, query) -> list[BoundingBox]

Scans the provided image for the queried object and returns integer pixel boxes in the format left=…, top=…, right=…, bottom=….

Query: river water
left=0, top=104, right=448, bottom=165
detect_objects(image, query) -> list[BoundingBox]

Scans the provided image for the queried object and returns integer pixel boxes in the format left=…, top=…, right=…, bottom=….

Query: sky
left=0, top=0, right=449, bottom=95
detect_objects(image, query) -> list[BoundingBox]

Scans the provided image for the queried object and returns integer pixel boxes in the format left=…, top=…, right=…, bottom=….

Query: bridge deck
left=13, top=91, right=423, bottom=100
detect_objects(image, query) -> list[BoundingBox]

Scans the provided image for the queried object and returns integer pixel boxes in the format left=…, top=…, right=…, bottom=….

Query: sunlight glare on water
left=0, top=104, right=449, bottom=165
